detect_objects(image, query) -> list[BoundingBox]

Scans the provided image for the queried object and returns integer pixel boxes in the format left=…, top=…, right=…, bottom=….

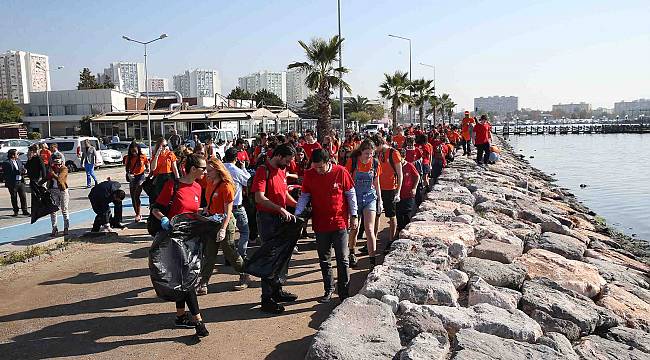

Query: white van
left=43, top=136, right=104, bottom=172
left=364, top=123, right=386, bottom=134
left=188, top=128, right=236, bottom=146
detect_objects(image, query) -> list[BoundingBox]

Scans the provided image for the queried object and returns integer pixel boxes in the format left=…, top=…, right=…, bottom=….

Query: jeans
left=50, top=188, right=70, bottom=231
left=256, top=211, right=289, bottom=300
left=315, top=230, right=350, bottom=298
left=233, top=206, right=250, bottom=258
left=84, top=163, right=98, bottom=187
left=200, top=217, right=242, bottom=284
left=461, top=138, right=472, bottom=155
left=7, top=182, right=28, bottom=213
left=476, top=143, right=491, bottom=165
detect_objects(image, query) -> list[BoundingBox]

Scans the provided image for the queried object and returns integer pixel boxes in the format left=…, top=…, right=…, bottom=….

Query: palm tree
left=409, top=78, right=435, bottom=129
left=288, top=35, right=352, bottom=139
left=346, top=95, right=369, bottom=114
left=427, top=95, right=441, bottom=126
left=379, top=71, right=410, bottom=130
left=438, top=93, right=454, bottom=125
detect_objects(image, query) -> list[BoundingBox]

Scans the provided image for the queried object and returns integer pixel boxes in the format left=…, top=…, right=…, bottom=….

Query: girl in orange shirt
left=124, top=141, right=149, bottom=222
left=151, top=138, right=179, bottom=201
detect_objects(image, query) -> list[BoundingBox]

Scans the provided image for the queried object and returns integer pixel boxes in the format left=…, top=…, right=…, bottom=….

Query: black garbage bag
left=244, top=216, right=306, bottom=279
left=30, top=183, right=59, bottom=224
left=148, top=213, right=221, bottom=302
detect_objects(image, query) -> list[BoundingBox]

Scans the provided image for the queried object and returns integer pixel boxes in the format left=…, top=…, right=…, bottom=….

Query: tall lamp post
left=419, top=62, right=435, bottom=128
left=338, top=0, right=345, bottom=134
left=122, top=33, right=168, bottom=154
left=35, top=63, right=64, bottom=137
left=388, top=34, right=412, bottom=125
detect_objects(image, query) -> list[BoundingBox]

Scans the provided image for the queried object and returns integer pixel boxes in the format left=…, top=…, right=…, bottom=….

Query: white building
left=0, top=50, right=50, bottom=104
left=238, top=71, right=287, bottom=103
left=147, top=77, right=169, bottom=92
left=552, top=102, right=592, bottom=115
left=286, top=68, right=311, bottom=105
left=474, top=96, right=518, bottom=115
left=173, top=69, right=221, bottom=98
left=103, top=62, right=145, bottom=94
left=614, top=99, right=650, bottom=117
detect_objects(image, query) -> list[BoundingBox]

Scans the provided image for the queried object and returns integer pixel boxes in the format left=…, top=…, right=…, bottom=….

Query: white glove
left=217, top=228, right=226, bottom=241
left=393, top=192, right=401, bottom=203
left=209, top=213, right=226, bottom=222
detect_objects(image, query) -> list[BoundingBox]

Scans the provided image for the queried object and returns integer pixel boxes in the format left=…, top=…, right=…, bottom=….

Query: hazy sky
left=2, top=0, right=648, bottom=110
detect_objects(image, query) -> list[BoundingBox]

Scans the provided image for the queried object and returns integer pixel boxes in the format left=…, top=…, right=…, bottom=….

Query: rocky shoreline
left=305, top=136, right=650, bottom=360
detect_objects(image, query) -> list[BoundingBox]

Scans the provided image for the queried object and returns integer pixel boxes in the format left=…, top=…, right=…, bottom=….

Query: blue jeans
left=233, top=206, right=250, bottom=258
left=84, top=163, right=98, bottom=187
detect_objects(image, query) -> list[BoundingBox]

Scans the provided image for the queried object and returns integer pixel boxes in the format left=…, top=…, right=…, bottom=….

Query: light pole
left=388, top=34, right=412, bottom=125
left=122, top=33, right=168, bottom=155
left=338, top=0, right=345, bottom=134
left=419, top=62, right=435, bottom=128
left=35, top=63, right=64, bottom=137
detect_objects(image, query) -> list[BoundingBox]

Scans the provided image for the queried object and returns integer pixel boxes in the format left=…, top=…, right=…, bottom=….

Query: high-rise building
left=614, top=99, right=650, bottom=117
left=238, top=71, right=287, bottom=103
left=172, top=69, right=221, bottom=98
left=0, top=50, right=50, bottom=104
left=147, top=77, right=169, bottom=92
left=103, top=62, right=145, bottom=94
left=286, top=69, right=311, bottom=105
left=552, top=102, right=592, bottom=115
left=474, top=96, right=518, bottom=115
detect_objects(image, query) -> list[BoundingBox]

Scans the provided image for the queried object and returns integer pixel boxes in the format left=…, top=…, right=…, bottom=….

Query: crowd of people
left=2, top=112, right=497, bottom=337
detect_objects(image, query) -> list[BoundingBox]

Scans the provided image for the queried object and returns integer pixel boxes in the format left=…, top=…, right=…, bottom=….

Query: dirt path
left=0, top=219, right=389, bottom=359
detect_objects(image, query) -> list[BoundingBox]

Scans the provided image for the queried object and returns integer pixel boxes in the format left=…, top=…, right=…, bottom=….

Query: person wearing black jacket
left=88, top=179, right=125, bottom=232
left=2, top=149, right=30, bottom=216
left=25, top=145, right=46, bottom=188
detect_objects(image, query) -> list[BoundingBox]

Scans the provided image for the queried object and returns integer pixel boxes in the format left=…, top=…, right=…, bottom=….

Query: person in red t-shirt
left=295, top=149, right=357, bottom=303
left=151, top=153, right=210, bottom=337
left=473, top=114, right=492, bottom=165
left=415, top=134, right=432, bottom=189
left=250, top=143, right=298, bottom=314
left=403, top=137, right=422, bottom=163
left=396, top=158, right=420, bottom=232
left=300, top=129, right=321, bottom=161
left=392, top=127, right=406, bottom=149
left=252, top=133, right=268, bottom=162
left=235, top=138, right=250, bottom=168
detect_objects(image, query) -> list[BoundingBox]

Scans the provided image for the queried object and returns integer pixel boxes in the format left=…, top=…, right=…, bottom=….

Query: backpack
left=379, top=147, right=398, bottom=182
left=147, top=179, right=180, bottom=236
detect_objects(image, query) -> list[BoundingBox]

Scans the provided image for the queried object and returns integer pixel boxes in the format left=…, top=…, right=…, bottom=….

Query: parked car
left=187, top=128, right=235, bottom=147
left=105, top=141, right=150, bottom=157
left=42, top=136, right=104, bottom=172
left=364, top=123, right=386, bottom=134
left=98, top=144, right=124, bottom=165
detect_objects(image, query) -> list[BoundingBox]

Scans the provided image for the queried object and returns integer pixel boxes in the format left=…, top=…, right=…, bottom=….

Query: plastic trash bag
left=244, top=215, right=306, bottom=279
left=148, top=213, right=222, bottom=302
left=30, top=183, right=59, bottom=224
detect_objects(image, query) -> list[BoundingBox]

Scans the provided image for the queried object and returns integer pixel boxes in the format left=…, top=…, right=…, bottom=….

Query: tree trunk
left=391, top=100, right=398, bottom=131
left=433, top=107, right=437, bottom=127
left=317, top=85, right=331, bottom=142
left=419, top=105, right=424, bottom=129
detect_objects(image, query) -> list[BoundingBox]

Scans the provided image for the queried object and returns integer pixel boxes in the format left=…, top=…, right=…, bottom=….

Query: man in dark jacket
left=25, top=144, right=46, bottom=188
left=2, top=149, right=30, bottom=216
left=88, top=179, right=125, bottom=232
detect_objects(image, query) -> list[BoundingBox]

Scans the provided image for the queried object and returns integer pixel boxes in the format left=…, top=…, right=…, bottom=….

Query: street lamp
left=388, top=33, right=412, bottom=125
left=35, top=63, right=64, bottom=137
left=122, top=33, right=168, bottom=154
left=338, top=0, right=345, bottom=134
left=419, top=62, right=435, bottom=128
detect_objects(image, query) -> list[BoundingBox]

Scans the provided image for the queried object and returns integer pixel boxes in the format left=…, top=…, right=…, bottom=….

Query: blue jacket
left=2, top=159, right=25, bottom=188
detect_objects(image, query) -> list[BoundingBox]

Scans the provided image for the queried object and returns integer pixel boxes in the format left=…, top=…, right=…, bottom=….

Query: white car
left=99, top=144, right=124, bottom=165
left=105, top=141, right=150, bottom=158
left=43, top=136, right=105, bottom=172
left=0, top=139, right=32, bottom=162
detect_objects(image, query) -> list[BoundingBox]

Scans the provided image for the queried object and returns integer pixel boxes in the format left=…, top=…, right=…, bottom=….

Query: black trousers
left=476, top=143, right=491, bottom=165
left=91, top=200, right=123, bottom=231
left=431, top=159, right=444, bottom=185
left=7, top=182, right=28, bottom=213
left=461, top=139, right=472, bottom=155
left=396, top=197, right=415, bottom=233
left=315, top=230, right=350, bottom=298
left=175, top=290, right=200, bottom=316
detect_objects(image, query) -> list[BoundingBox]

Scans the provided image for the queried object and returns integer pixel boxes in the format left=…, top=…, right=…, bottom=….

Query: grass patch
left=0, top=242, right=68, bottom=266
left=594, top=215, right=607, bottom=227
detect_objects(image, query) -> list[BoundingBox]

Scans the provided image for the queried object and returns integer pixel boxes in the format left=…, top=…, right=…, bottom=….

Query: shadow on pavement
left=39, top=268, right=150, bottom=286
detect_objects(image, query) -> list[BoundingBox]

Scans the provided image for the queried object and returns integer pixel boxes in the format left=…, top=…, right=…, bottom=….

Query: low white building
left=614, top=99, right=650, bottom=117
left=474, top=96, right=518, bottom=115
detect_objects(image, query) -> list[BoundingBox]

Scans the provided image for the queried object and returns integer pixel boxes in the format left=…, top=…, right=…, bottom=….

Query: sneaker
left=273, top=289, right=298, bottom=303
left=99, top=225, right=114, bottom=233
left=359, top=245, right=368, bottom=255
left=194, top=321, right=210, bottom=337
left=261, top=299, right=285, bottom=314
left=318, top=291, right=333, bottom=303
left=349, top=253, right=358, bottom=268
left=196, top=283, right=208, bottom=296
left=232, top=274, right=250, bottom=291
left=51, top=228, right=58, bottom=237
left=22, top=210, right=30, bottom=216
left=293, top=246, right=301, bottom=255
left=174, top=313, right=196, bottom=328
left=111, top=223, right=125, bottom=230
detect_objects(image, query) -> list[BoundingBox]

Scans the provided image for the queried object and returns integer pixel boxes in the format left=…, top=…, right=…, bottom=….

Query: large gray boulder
left=471, top=239, right=523, bottom=263
left=519, top=209, right=560, bottom=224
left=399, top=332, right=449, bottom=360
left=451, top=329, right=577, bottom=360
left=519, top=279, right=622, bottom=340
left=446, top=269, right=469, bottom=290
left=400, top=221, right=477, bottom=260
left=459, top=257, right=526, bottom=290
left=475, top=200, right=518, bottom=218
left=426, top=190, right=476, bottom=207
left=525, top=232, right=587, bottom=260
left=384, top=239, right=450, bottom=271
left=396, top=306, right=448, bottom=344
left=596, top=282, right=650, bottom=332
left=573, top=335, right=648, bottom=360
left=467, top=276, right=522, bottom=310
left=604, top=326, right=650, bottom=353
left=305, top=294, right=401, bottom=360
left=400, top=301, right=542, bottom=342
left=361, top=263, right=458, bottom=306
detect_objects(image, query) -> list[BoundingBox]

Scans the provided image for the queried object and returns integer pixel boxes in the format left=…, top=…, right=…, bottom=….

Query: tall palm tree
left=438, top=93, right=454, bottom=125
left=410, top=78, right=435, bottom=129
left=288, top=35, right=352, bottom=139
left=346, top=95, right=369, bottom=113
left=379, top=71, right=410, bottom=130
left=427, top=95, right=441, bottom=126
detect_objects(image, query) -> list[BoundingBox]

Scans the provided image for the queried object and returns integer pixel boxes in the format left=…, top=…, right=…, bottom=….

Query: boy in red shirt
left=300, top=129, right=321, bottom=161
left=473, top=114, right=492, bottom=165
left=396, top=157, right=420, bottom=232
left=295, top=149, right=358, bottom=303
left=415, top=134, right=432, bottom=190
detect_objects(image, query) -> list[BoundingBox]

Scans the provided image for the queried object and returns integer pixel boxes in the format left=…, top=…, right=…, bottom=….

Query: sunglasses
left=195, top=166, right=207, bottom=171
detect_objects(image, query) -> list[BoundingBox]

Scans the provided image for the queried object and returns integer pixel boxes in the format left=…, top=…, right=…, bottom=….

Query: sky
left=2, top=0, right=649, bottom=111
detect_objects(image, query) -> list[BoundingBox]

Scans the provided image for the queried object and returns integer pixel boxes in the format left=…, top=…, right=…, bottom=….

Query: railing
left=494, top=123, right=649, bottom=135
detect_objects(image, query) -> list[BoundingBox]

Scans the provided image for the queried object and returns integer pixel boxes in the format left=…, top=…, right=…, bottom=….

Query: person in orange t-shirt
left=123, top=141, right=149, bottom=222
left=372, top=133, right=403, bottom=248
left=392, top=127, right=406, bottom=149
left=460, top=111, right=475, bottom=156
left=198, top=157, right=247, bottom=295
left=150, top=138, right=179, bottom=201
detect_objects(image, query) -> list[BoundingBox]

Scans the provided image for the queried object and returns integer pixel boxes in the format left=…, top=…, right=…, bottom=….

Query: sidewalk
left=0, top=215, right=388, bottom=359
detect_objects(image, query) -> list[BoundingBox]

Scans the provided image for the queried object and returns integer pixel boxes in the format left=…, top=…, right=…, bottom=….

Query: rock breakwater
left=306, top=136, right=650, bottom=360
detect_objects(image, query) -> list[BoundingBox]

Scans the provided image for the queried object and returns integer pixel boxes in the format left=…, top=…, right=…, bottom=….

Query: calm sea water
left=506, top=133, right=650, bottom=241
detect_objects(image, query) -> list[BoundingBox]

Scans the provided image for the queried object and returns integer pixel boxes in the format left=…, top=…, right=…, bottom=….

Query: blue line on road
left=0, top=197, right=150, bottom=244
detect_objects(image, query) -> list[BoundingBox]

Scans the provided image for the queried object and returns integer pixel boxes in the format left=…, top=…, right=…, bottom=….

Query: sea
left=506, top=133, right=650, bottom=242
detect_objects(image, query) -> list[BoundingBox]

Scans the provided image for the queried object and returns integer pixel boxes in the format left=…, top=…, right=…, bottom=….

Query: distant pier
left=494, top=123, right=650, bottom=135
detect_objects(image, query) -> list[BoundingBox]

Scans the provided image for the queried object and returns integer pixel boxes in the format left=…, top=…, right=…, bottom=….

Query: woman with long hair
left=124, top=141, right=149, bottom=222
left=150, top=137, right=179, bottom=200
left=345, top=139, right=382, bottom=268
left=198, top=157, right=248, bottom=294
